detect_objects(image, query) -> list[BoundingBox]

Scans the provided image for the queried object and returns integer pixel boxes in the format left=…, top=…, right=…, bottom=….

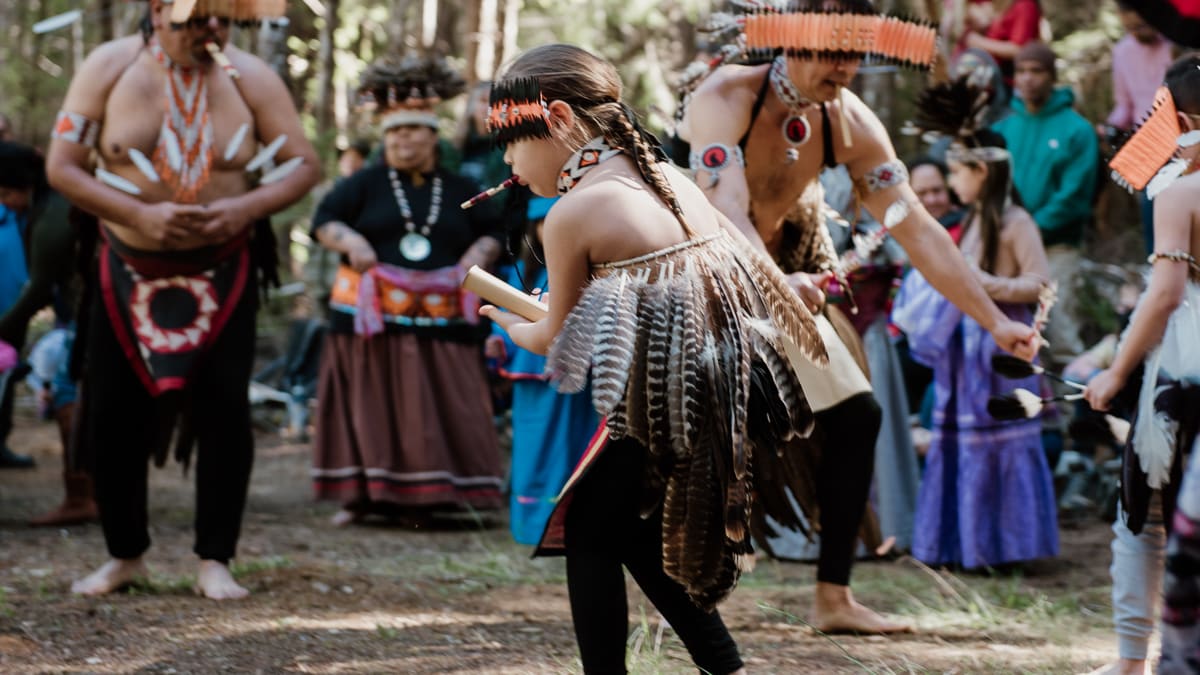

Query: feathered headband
left=1110, top=85, right=1200, bottom=198
left=357, top=55, right=466, bottom=113
left=910, top=71, right=1010, bottom=164
left=680, top=0, right=938, bottom=97
left=158, top=0, right=287, bottom=25
left=486, top=77, right=553, bottom=146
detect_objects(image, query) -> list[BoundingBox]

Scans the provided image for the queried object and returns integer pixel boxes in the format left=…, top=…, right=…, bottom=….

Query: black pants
left=815, top=392, right=882, bottom=586
left=564, top=437, right=744, bottom=675
left=85, top=284, right=256, bottom=564
left=0, top=366, right=14, bottom=450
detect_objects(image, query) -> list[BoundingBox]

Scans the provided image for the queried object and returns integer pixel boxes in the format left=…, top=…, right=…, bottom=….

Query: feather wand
left=829, top=199, right=910, bottom=314
left=991, top=354, right=1086, bottom=390
left=991, top=359, right=1132, bottom=443
left=987, top=387, right=1082, bottom=420
left=1031, top=281, right=1057, bottom=348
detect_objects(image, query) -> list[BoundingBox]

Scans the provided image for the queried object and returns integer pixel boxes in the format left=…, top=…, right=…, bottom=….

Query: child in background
left=894, top=76, right=1058, bottom=570
left=485, top=196, right=597, bottom=545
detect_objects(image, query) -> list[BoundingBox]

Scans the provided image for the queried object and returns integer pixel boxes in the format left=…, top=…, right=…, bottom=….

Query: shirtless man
left=679, top=1, right=1038, bottom=633
left=46, top=0, right=319, bottom=599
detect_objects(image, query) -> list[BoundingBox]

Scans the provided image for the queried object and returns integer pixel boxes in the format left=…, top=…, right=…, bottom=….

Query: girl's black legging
left=814, top=392, right=882, bottom=586
left=564, top=436, right=744, bottom=675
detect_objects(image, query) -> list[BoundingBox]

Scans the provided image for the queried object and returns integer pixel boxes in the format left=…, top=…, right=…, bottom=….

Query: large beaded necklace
left=149, top=37, right=215, bottom=202
left=388, top=168, right=443, bottom=261
left=769, top=56, right=815, bottom=165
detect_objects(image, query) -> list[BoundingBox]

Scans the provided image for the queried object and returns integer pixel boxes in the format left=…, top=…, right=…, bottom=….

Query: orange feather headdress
left=164, top=0, right=287, bottom=24
left=1109, top=86, right=1188, bottom=196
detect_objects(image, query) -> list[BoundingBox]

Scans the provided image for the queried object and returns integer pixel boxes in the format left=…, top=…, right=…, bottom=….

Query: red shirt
left=986, top=0, right=1042, bottom=82
left=986, top=0, right=1042, bottom=45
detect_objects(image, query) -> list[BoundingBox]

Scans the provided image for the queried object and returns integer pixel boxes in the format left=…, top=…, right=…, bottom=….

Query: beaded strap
left=596, top=233, right=723, bottom=270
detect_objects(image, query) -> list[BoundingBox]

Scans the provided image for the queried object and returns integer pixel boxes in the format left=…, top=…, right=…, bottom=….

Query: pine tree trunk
left=23, top=0, right=52, bottom=142
left=464, top=0, right=481, bottom=84
left=99, top=0, right=115, bottom=42
left=420, top=0, right=438, bottom=49
left=315, top=0, right=340, bottom=133
left=496, top=0, right=519, bottom=75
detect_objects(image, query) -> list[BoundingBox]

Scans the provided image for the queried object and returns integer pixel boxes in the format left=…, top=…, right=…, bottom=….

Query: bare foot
left=71, top=558, right=148, bottom=595
left=809, top=582, right=913, bottom=634
left=330, top=508, right=362, bottom=527
left=1080, top=658, right=1148, bottom=675
left=195, top=560, right=249, bottom=600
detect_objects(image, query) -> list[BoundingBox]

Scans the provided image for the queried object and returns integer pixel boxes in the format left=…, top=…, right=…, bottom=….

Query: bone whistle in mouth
left=206, top=40, right=240, bottom=80
left=461, top=175, right=520, bottom=210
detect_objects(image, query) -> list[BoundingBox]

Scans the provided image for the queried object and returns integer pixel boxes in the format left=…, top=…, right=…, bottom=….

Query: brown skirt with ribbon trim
left=311, top=332, right=503, bottom=510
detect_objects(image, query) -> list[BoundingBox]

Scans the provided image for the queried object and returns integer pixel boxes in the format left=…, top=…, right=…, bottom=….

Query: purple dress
left=893, top=271, right=1059, bottom=568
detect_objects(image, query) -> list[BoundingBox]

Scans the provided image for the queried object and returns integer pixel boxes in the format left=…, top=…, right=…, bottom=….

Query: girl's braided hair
left=502, top=44, right=695, bottom=237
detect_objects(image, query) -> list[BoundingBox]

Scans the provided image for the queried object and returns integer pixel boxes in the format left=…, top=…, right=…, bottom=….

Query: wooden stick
left=462, top=265, right=548, bottom=321
left=461, top=175, right=519, bottom=210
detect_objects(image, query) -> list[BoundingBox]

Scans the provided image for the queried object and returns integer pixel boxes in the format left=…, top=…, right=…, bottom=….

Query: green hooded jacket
left=993, top=87, right=1099, bottom=247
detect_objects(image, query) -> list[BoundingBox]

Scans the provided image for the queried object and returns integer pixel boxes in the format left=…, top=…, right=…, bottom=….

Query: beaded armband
left=689, top=143, right=745, bottom=188
left=52, top=110, right=100, bottom=148
left=859, top=160, right=908, bottom=193
left=1148, top=249, right=1200, bottom=273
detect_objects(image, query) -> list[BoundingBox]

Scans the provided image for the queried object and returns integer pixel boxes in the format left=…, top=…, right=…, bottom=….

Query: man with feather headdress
left=676, top=0, right=1039, bottom=633
left=45, top=0, right=320, bottom=599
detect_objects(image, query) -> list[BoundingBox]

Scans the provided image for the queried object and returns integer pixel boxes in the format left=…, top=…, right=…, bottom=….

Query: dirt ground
left=0, top=405, right=1127, bottom=674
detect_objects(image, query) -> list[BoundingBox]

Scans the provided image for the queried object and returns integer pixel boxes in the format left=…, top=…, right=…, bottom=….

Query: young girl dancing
left=893, top=75, right=1058, bottom=569
left=479, top=43, right=834, bottom=674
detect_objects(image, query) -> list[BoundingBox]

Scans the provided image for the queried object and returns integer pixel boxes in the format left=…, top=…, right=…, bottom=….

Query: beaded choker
left=556, top=137, right=622, bottom=195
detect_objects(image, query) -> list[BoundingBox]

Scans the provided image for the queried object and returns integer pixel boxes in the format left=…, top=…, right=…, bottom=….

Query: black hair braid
left=603, top=105, right=695, bottom=238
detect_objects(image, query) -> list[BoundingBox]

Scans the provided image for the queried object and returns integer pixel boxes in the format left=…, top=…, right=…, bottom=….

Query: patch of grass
left=407, top=548, right=566, bottom=593
left=375, top=623, right=399, bottom=640
left=755, top=602, right=880, bottom=674
left=127, top=573, right=195, bottom=596
left=0, top=587, right=14, bottom=619
left=231, top=555, right=293, bottom=577
left=624, top=607, right=695, bottom=675
left=882, top=559, right=1103, bottom=647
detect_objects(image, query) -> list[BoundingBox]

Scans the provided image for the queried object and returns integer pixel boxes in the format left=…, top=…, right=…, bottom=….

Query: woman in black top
left=310, top=56, right=505, bottom=526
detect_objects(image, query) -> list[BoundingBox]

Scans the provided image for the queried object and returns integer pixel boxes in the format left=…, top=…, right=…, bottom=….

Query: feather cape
left=546, top=231, right=826, bottom=609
